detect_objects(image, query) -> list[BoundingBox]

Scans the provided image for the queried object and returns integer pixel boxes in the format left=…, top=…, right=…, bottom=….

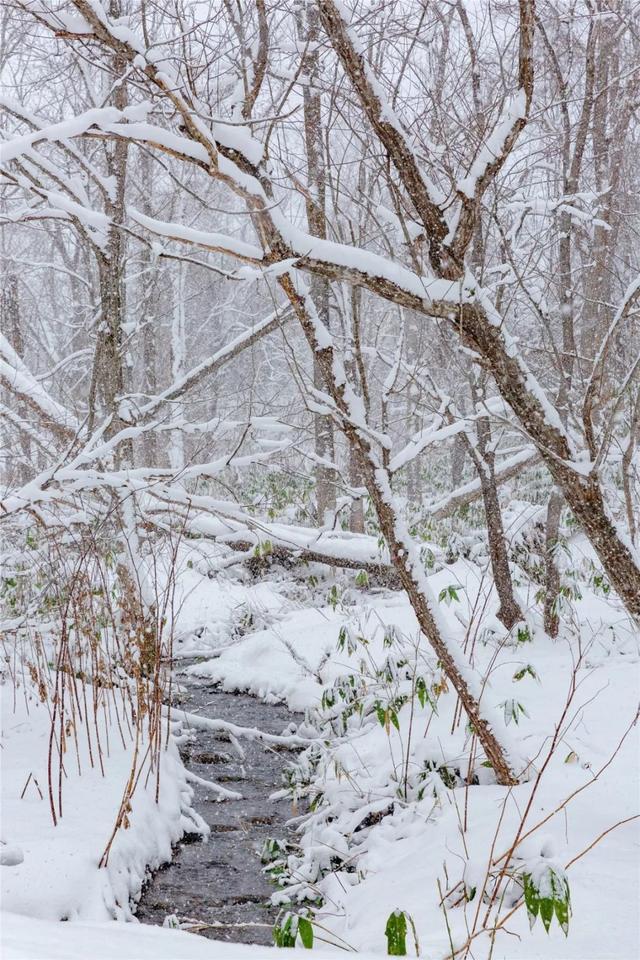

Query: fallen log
left=226, top=538, right=403, bottom=589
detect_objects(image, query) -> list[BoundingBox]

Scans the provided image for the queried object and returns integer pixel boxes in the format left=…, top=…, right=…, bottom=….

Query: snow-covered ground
left=188, top=553, right=640, bottom=959
left=152, top=539, right=292, bottom=656
left=1, top=911, right=383, bottom=960
left=2, top=541, right=638, bottom=959
left=0, top=682, right=205, bottom=923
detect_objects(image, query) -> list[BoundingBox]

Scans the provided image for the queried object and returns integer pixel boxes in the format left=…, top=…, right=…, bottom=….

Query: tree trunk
left=314, top=0, right=640, bottom=621
left=348, top=286, right=368, bottom=533
left=0, top=273, right=31, bottom=483
left=466, top=411, right=524, bottom=631
left=169, top=260, right=186, bottom=473
left=349, top=444, right=365, bottom=534
left=450, top=433, right=466, bottom=489
left=453, top=307, right=640, bottom=622
left=88, top=6, right=130, bottom=465
left=138, top=150, right=160, bottom=468
left=480, top=466, right=523, bottom=631
left=543, top=489, right=563, bottom=637
left=299, top=2, right=337, bottom=524
left=621, top=393, right=640, bottom=547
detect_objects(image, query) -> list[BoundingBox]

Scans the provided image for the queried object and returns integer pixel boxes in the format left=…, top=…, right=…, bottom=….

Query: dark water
left=136, top=676, right=297, bottom=945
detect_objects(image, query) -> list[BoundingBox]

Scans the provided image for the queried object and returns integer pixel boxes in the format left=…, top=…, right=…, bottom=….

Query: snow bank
left=161, top=543, right=291, bottom=655
left=297, top=650, right=639, bottom=958
left=188, top=605, right=352, bottom=710
left=188, top=559, right=498, bottom=710
left=1, top=682, right=202, bottom=923
left=0, top=910, right=386, bottom=959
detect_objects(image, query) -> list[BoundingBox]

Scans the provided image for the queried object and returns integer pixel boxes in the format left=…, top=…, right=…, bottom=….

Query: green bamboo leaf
left=523, top=874, right=539, bottom=930
left=298, top=917, right=314, bottom=949
left=385, top=910, right=407, bottom=956
left=539, top=896, right=554, bottom=933
left=554, top=894, right=570, bottom=935
left=273, top=913, right=297, bottom=948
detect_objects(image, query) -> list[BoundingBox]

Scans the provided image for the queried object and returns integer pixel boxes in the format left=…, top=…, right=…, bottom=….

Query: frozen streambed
left=136, top=674, right=298, bottom=945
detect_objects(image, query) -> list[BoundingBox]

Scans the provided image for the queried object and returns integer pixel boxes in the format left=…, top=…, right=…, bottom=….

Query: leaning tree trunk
left=64, top=0, right=640, bottom=775
left=455, top=308, right=640, bottom=622
left=313, top=0, right=640, bottom=621
left=279, top=273, right=521, bottom=786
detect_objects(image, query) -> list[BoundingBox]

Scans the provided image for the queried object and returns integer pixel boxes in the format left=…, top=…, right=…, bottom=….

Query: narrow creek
left=136, top=673, right=297, bottom=945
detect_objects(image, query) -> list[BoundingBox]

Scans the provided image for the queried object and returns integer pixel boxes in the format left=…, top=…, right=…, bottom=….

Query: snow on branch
left=388, top=396, right=511, bottom=474
left=317, top=0, right=452, bottom=275
left=456, top=91, right=528, bottom=201
left=0, top=334, right=79, bottom=443
left=172, top=709, right=314, bottom=749
left=427, top=447, right=540, bottom=520
left=129, top=210, right=264, bottom=264
left=0, top=103, right=151, bottom=164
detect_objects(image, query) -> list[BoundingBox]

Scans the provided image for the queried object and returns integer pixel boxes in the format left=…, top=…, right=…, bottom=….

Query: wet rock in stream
left=136, top=677, right=299, bottom=945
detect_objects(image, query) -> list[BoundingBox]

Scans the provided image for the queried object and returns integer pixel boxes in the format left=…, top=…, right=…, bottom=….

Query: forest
left=0, top=1, right=638, bottom=958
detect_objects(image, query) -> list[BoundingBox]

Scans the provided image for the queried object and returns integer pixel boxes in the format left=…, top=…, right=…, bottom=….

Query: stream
left=136, top=673, right=297, bottom=945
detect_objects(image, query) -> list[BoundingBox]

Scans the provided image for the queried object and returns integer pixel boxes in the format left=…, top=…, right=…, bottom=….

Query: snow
left=208, top=118, right=265, bottom=168
left=313, top=708, right=639, bottom=958
left=426, top=446, right=538, bottom=517
left=329, top=0, right=448, bottom=208
left=127, top=196, right=471, bottom=323
left=457, top=90, right=527, bottom=198
left=186, top=516, right=389, bottom=569
left=189, top=555, right=639, bottom=958
left=188, top=605, right=349, bottom=710
left=129, top=210, right=263, bottom=263
left=275, top=214, right=469, bottom=306
left=103, top=122, right=210, bottom=165
left=388, top=397, right=510, bottom=474
left=3, top=5, right=640, bottom=959
left=2, top=539, right=638, bottom=959
left=322, top=652, right=639, bottom=959
left=1, top=682, right=203, bottom=923
left=0, top=106, right=149, bottom=164
left=134, top=307, right=290, bottom=422
left=0, top=334, right=79, bottom=437
left=1, top=910, right=383, bottom=960
left=189, top=560, right=495, bottom=711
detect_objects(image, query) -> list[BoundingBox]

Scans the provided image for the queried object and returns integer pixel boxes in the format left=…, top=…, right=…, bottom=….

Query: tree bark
left=299, top=2, right=337, bottom=524
left=464, top=412, right=524, bottom=630
left=0, top=273, right=31, bottom=483
left=543, top=489, right=563, bottom=636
